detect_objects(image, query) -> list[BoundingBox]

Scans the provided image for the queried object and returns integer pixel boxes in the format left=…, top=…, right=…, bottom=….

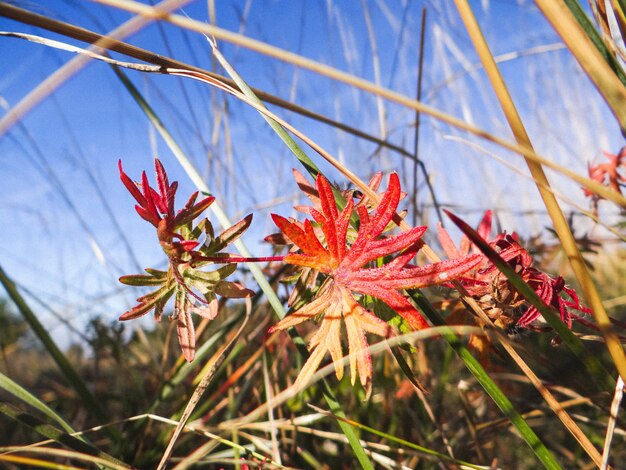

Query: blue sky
left=0, top=0, right=621, bottom=348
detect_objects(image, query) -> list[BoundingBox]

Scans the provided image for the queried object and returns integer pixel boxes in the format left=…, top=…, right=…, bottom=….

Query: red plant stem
left=197, top=255, right=286, bottom=264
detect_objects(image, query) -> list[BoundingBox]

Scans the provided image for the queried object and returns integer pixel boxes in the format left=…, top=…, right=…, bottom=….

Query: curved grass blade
left=0, top=446, right=129, bottom=470
left=0, top=454, right=76, bottom=469
left=0, top=402, right=129, bottom=469
left=5, top=21, right=625, bottom=210
left=0, top=0, right=192, bottom=138
left=0, top=372, right=79, bottom=439
left=0, top=452, right=114, bottom=470
left=206, top=36, right=320, bottom=179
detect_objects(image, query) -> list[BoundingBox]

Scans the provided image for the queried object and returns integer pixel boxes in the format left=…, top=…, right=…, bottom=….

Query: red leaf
left=271, top=172, right=479, bottom=387
left=177, top=305, right=196, bottom=362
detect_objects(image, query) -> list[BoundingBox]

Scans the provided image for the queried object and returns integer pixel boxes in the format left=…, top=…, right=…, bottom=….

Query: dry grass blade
left=602, top=376, right=625, bottom=469
left=261, top=352, right=281, bottom=465
left=608, top=1, right=626, bottom=41
left=0, top=0, right=192, bottom=136
left=157, top=299, right=252, bottom=470
left=454, top=0, right=626, bottom=404
left=0, top=446, right=129, bottom=469
left=535, top=0, right=626, bottom=131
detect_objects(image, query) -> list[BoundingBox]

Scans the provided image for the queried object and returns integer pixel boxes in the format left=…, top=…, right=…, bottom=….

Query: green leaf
left=119, top=271, right=167, bottom=286
left=215, top=280, right=254, bottom=298
left=184, top=264, right=237, bottom=290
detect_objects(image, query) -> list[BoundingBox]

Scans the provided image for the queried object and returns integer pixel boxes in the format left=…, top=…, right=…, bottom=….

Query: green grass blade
left=407, top=289, right=562, bottom=469
left=0, top=371, right=78, bottom=438
left=207, top=40, right=360, bottom=221
left=0, top=402, right=129, bottom=469
left=207, top=37, right=321, bottom=179
left=0, top=265, right=116, bottom=439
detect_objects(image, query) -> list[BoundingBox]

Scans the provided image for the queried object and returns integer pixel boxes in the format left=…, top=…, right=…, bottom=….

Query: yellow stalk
left=534, top=0, right=626, bottom=131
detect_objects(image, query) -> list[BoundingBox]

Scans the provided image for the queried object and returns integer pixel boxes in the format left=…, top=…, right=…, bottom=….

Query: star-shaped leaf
left=270, top=173, right=481, bottom=391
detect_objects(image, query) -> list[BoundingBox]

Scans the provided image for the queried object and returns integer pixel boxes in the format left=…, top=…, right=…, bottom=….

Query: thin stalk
left=601, top=376, right=624, bottom=469
left=196, top=255, right=285, bottom=264
left=411, top=8, right=443, bottom=226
